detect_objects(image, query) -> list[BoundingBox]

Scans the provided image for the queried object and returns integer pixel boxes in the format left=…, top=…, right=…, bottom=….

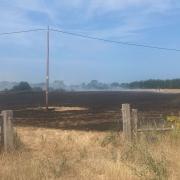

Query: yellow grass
left=0, top=127, right=180, bottom=180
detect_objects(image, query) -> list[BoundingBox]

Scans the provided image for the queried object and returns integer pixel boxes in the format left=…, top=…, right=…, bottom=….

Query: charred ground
left=0, top=91, right=180, bottom=131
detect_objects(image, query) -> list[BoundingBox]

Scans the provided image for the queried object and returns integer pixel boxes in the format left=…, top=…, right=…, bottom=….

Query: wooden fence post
left=131, top=109, right=138, bottom=140
left=122, top=104, right=132, bottom=141
left=2, top=110, right=14, bottom=151
left=0, top=114, right=3, bottom=147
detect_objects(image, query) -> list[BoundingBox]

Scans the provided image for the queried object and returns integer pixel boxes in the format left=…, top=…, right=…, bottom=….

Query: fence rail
left=121, top=104, right=174, bottom=142
left=137, top=127, right=173, bottom=132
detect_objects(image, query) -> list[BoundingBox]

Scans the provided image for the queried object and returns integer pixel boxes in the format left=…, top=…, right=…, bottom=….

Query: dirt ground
left=0, top=91, right=180, bottom=131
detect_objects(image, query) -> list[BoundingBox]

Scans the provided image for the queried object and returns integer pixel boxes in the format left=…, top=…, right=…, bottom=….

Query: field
left=0, top=91, right=180, bottom=179
left=1, top=91, right=180, bottom=130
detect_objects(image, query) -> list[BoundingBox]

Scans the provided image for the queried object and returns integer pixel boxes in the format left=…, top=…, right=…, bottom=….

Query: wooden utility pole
left=46, top=26, right=50, bottom=110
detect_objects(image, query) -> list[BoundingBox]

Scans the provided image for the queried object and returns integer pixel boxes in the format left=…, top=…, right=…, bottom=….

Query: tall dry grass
left=0, top=127, right=180, bottom=180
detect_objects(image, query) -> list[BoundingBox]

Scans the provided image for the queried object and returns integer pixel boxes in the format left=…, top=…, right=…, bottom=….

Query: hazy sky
left=0, top=0, right=180, bottom=84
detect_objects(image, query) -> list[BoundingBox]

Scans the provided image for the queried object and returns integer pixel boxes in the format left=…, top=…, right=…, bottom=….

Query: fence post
left=0, top=114, right=3, bottom=147
left=131, top=109, right=138, bottom=140
left=2, top=110, right=14, bottom=151
left=122, top=104, right=132, bottom=142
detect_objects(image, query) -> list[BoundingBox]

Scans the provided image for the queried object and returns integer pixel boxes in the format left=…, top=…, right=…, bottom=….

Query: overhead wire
left=51, top=28, right=180, bottom=52
left=0, top=28, right=46, bottom=36
left=0, top=27, right=180, bottom=52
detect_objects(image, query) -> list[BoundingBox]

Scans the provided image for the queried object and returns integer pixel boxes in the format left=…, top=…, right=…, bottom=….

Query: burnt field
left=0, top=91, right=180, bottom=131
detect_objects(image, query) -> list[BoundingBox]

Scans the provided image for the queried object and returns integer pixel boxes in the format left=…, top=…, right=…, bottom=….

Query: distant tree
left=3, top=88, right=8, bottom=92
left=87, top=80, right=99, bottom=89
left=32, top=87, right=42, bottom=92
left=53, top=80, right=66, bottom=90
left=81, top=82, right=86, bottom=89
left=111, top=82, right=120, bottom=88
left=12, top=82, right=32, bottom=91
left=87, top=80, right=109, bottom=89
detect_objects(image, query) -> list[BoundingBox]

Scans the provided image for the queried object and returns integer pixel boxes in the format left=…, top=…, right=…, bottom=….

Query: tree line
left=122, top=79, right=180, bottom=89
left=2, top=79, right=180, bottom=92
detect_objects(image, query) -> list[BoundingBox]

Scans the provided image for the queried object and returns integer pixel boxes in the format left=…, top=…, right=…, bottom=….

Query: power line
left=0, top=28, right=46, bottom=36
left=0, top=27, right=180, bottom=52
left=51, top=28, right=180, bottom=52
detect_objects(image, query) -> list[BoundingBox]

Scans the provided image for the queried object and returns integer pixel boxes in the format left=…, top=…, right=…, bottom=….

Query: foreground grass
left=0, top=127, right=180, bottom=180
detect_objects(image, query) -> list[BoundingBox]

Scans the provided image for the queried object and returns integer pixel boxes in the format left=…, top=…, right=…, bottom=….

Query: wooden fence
left=0, top=106, right=175, bottom=151
left=122, top=104, right=173, bottom=142
left=0, top=110, right=14, bottom=151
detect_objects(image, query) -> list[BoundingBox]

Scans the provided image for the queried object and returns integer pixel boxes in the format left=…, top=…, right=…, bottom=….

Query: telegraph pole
left=46, top=26, right=50, bottom=110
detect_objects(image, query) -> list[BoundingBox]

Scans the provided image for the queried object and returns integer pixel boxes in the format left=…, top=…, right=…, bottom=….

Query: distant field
left=0, top=90, right=180, bottom=110
left=125, top=89, right=180, bottom=94
left=0, top=91, right=180, bottom=131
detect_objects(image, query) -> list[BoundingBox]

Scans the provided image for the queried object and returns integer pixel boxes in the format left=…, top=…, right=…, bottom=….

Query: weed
left=79, top=147, right=88, bottom=159
left=101, top=131, right=119, bottom=147
left=121, top=142, right=169, bottom=180
left=47, top=155, right=69, bottom=178
left=14, top=130, right=24, bottom=150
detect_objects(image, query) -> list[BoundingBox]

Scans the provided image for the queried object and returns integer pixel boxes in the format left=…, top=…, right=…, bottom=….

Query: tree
left=111, top=82, right=120, bottom=88
left=12, top=82, right=32, bottom=91
left=123, top=79, right=180, bottom=89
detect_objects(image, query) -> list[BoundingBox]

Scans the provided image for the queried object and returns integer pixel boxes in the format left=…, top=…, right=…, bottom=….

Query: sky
left=0, top=0, right=180, bottom=84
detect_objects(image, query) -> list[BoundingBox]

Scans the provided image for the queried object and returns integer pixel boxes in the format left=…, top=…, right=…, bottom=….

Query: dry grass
left=0, top=127, right=180, bottom=180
